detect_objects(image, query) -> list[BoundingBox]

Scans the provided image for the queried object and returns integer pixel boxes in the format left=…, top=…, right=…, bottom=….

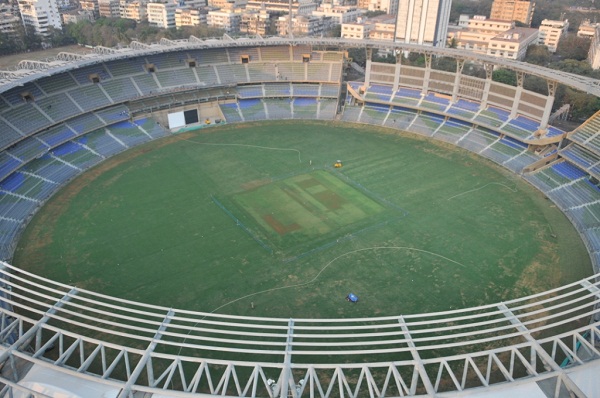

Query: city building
left=239, top=8, right=271, bottom=35
left=246, top=0, right=318, bottom=16
left=341, top=14, right=394, bottom=40
left=17, top=0, right=62, bottom=36
left=277, top=14, right=332, bottom=37
left=175, top=6, right=206, bottom=28
left=449, top=15, right=515, bottom=54
left=578, top=19, right=599, bottom=39
left=487, top=27, right=538, bottom=60
left=357, top=0, right=397, bottom=15
left=490, top=0, right=535, bottom=26
left=147, top=0, right=177, bottom=28
left=395, top=0, right=452, bottom=47
left=367, top=15, right=395, bottom=41
left=312, top=4, right=362, bottom=25
left=98, top=0, right=120, bottom=17
left=80, top=0, right=99, bottom=17
left=537, top=19, right=568, bottom=52
left=62, top=9, right=95, bottom=23
left=588, top=24, right=600, bottom=69
left=0, top=11, right=21, bottom=35
left=207, top=9, right=241, bottom=33
left=119, top=0, right=147, bottom=22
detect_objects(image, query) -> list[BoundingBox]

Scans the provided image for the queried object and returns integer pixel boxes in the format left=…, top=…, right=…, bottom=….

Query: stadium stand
left=36, top=124, right=77, bottom=147
left=76, top=128, right=126, bottom=157
left=156, top=68, right=197, bottom=88
left=237, top=84, right=263, bottom=98
left=247, top=63, right=277, bottom=82
left=104, top=58, right=145, bottom=77
left=36, top=73, right=78, bottom=94
left=6, top=138, right=49, bottom=163
left=68, top=84, right=112, bottom=111
left=293, top=97, right=318, bottom=119
left=264, top=98, right=293, bottom=120
left=70, top=64, right=111, bottom=85
left=131, top=74, right=160, bottom=95
left=105, top=120, right=151, bottom=147
left=238, top=98, right=267, bottom=121
left=35, top=93, right=80, bottom=121
left=0, top=118, right=24, bottom=150
left=219, top=102, right=244, bottom=122
left=264, top=82, right=290, bottom=97
left=101, top=77, right=141, bottom=102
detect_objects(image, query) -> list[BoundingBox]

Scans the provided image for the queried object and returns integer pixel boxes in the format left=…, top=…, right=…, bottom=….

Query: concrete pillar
left=393, top=52, right=402, bottom=93
left=422, top=53, right=432, bottom=95
left=364, top=47, right=373, bottom=89
left=451, top=59, right=465, bottom=102
left=539, top=80, right=558, bottom=132
left=510, top=71, right=525, bottom=119
left=480, top=63, right=494, bottom=109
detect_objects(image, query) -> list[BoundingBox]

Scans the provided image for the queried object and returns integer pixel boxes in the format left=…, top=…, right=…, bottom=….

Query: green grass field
left=14, top=120, right=592, bottom=319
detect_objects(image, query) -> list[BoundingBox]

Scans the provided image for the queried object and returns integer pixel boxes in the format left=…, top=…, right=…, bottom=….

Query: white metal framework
left=0, top=262, right=598, bottom=397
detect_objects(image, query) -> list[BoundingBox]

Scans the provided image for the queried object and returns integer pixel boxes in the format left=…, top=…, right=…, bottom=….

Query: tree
left=22, top=25, right=42, bottom=51
left=524, top=44, right=552, bottom=65
left=492, top=68, right=517, bottom=86
left=556, top=34, right=591, bottom=60
left=323, top=24, right=341, bottom=38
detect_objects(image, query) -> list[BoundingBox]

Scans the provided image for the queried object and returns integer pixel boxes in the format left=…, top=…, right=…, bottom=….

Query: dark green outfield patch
left=13, top=120, right=592, bottom=319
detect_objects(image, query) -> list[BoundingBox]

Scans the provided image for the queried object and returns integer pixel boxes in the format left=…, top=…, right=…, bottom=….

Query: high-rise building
left=98, top=0, right=120, bottom=17
left=538, top=19, right=568, bottom=53
left=119, top=0, right=147, bottom=22
left=357, top=0, right=397, bottom=15
left=18, top=0, right=62, bottom=36
left=395, top=0, right=452, bottom=47
left=490, top=0, right=535, bottom=26
left=147, top=0, right=177, bottom=28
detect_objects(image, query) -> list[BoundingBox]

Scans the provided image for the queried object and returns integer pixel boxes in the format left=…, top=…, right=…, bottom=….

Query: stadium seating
left=76, top=128, right=126, bottom=157
left=0, top=118, right=25, bottom=150
left=237, top=85, right=264, bottom=98
left=260, top=46, right=291, bottom=62
left=360, top=103, right=389, bottom=125
left=264, top=83, right=291, bottom=97
left=2, top=102, right=50, bottom=135
left=2, top=82, right=45, bottom=105
left=35, top=93, right=81, bottom=122
left=318, top=99, right=338, bottom=120
left=219, top=102, right=244, bottom=123
left=293, top=98, right=318, bottom=119
left=70, top=64, right=111, bottom=85
left=36, top=124, right=77, bottom=147
left=101, top=78, right=141, bottom=102
left=364, top=85, right=394, bottom=102
left=156, top=68, right=198, bottom=88
left=419, top=93, right=450, bottom=112
left=6, top=138, right=49, bottom=164
left=264, top=98, right=293, bottom=120
left=105, top=121, right=151, bottom=147
left=409, top=112, right=445, bottom=137
left=238, top=98, right=267, bottom=121
left=434, top=119, right=472, bottom=144
left=36, top=73, right=78, bottom=94
left=105, top=58, right=145, bottom=77
left=68, top=85, right=112, bottom=111
left=131, top=74, right=160, bottom=95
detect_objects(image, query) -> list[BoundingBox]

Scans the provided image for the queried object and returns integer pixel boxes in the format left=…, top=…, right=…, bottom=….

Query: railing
left=0, top=261, right=598, bottom=397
